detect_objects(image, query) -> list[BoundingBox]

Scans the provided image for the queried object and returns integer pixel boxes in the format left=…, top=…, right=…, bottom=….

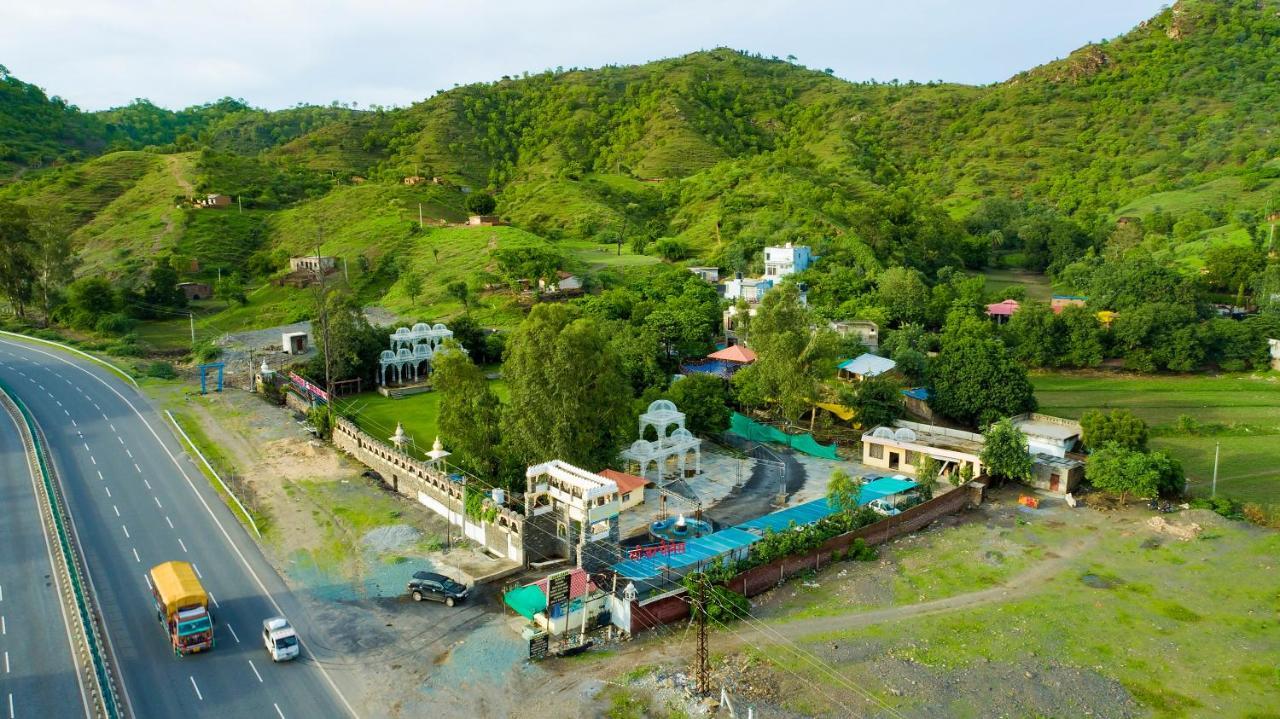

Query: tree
left=500, top=304, right=631, bottom=473
left=1080, top=409, right=1148, bottom=451
left=608, top=324, right=667, bottom=396
left=464, top=192, right=496, bottom=215
left=876, top=267, right=930, bottom=326
left=28, top=208, right=78, bottom=322
left=1004, top=301, right=1060, bottom=368
left=0, top=200, right=36, bottom=318
left=1086, top=442, right=1183, bottom=503
left=929, top=310, right=1036, bottom=427
left=917, top=454, right=943, bottom=488
left=733, top=284, right=840, bottom=425
left=215, top=274, right=247, bottom=305
left=1202, top=244, right=1263, bottom=293
left=141, top=261, right=186, bottom=311
left=842, top=374, right=904, bottom=429
left=64, top=277, right=119, bottom=329
left=1057, top=305, right=1103, bottom=368
left=666, top=373, right=732, bottom=436
left=447, top=280, right=470, bottom=310
left=826, top=469, right=863, bottom=514
left=307, top=291, right=383, bottom=385
left=402, top=271, right=423, bottom=304
left=433, top=345, right=504, bottom=479
left=980, top=418, right=1032, bottom=483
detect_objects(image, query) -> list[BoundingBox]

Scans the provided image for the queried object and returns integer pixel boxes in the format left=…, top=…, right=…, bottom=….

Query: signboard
left=626, top=541, right=687, bottom=561
left=547, top=572, right=570, bottom=608
left=528, top=634, right=548, bottom=660
left=288, top=372, right=330, bottom=403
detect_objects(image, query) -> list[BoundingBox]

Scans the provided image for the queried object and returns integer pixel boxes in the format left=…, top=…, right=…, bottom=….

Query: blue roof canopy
left=737, top=497, right=837, bottom=534
left=860, top=476, right=918, bottom=499
left=838, top=353, right=896, bottom=377
left=901, top=387, right=932, bottom=401
left=613, top=527, right=760, bottom=580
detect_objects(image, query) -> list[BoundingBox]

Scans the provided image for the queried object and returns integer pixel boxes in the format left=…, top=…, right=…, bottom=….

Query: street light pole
left=1211, top=441, right=1220, bottom=498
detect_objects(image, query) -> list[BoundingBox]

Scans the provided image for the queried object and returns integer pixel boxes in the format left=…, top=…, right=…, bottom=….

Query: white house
left=763, top=243, right=813, bottom=279
left=538, top=272, right=582, bottom=293
left=688, top=266, right=720, bottom=283
left=723, top=276, right=772, bottom=303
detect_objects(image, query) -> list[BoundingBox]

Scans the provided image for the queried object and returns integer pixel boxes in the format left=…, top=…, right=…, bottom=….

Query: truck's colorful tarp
left=728, top=413, right=840, bottom=460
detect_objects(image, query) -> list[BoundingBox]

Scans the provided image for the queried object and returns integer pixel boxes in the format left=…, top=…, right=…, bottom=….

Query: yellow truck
left=148, top=561, right=214, bottom=656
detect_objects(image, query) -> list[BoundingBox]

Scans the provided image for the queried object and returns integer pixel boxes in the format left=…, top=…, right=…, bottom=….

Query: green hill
left=4, top=0, right=1280, bottom=340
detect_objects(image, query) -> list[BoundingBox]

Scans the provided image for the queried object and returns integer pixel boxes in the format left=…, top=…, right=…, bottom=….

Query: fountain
left=648, top=513, right=713, bottom=543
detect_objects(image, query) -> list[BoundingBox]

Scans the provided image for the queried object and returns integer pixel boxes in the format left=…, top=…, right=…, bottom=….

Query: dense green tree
left=446, top=280, right=470, bottom=309
left=433, top=345, right=505, bottom=480
left=980, top=418, right=1032, bottom=483
left=1080, top=409, right=1148, bottom=451
left=1202, top=244, right=1263, bottom=294
left=1086, top=443, right=1183, bottom=503
left=402, top=271, right=423, bottom=304
left=666, top=373, right=732, bottom=436
left=1057, top=305, right=1103, bottom=368
left=0, top=200, right=35, bottom=317
left=826, top=468, right=863, bottom=514
left=64, top=277, right=118, bottom=329
left=876, top=267, right=930, bottom=326
left=500, top=304, right=631, bottom=471
left=140, top=261, right=187, bottom=312
left=731, top=284, right=839, bottom=425
left=307, top=291, right=383, bottom=385
left=215, top=274, right=247, bottom=305
left=1004, top=301, right=1060, bottom=368
left=27, top=208, right=78, bottom=321
left=840, top=374, right=904, bottom=429
left=464, top=192, right=497, bottom=215
left=608, top=324, right=667, bottom=396
left=929, top=310, right=1036, bottom=427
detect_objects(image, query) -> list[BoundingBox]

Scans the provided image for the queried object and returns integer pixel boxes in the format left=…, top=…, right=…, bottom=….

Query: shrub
left=652, top=237, right=689, bottom=261
left=191, top=341, right=222, bottom=363
left=307, top=406, right=333, bottom=440
left=144, top=362, right=177, bottom=379
left=94, top=312, right=135, bottom=335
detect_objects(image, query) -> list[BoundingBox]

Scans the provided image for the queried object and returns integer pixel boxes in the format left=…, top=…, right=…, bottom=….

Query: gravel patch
left=363, top=524, right=422, bottom=553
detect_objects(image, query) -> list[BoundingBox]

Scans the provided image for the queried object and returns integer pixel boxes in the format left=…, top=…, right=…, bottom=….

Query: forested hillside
left=1, top=0, right=1278, bottom=339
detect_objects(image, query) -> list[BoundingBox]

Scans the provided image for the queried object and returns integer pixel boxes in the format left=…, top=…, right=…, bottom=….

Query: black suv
left=407, top=571, right=469, bottom=606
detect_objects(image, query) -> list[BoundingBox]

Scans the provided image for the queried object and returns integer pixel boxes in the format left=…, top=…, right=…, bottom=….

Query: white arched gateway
left=378, top=321, right=456, bottom=386
left=621, top=400, right=702, bottom=486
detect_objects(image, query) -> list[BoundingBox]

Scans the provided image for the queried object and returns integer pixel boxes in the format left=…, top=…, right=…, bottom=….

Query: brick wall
left=628, top=480, right=984, bottom=634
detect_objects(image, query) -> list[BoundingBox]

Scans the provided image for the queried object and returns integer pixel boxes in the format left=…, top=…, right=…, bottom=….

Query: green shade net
left=503, top=584, right=546, bottom=620
left=729, top=413, right=839, bottom=460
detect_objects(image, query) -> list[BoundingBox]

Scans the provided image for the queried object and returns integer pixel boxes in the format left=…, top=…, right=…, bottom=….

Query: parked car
left=867, top=498, right=902, bottom=517
left=407, top=571, right=469, bottom=606
left=262, top=616, right=299, bottom=662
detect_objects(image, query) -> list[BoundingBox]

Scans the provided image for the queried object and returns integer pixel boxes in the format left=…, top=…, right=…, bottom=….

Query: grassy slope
left=1033, top=370, right=1280, bottom=505
left=73, top=153, right=196, bottom=273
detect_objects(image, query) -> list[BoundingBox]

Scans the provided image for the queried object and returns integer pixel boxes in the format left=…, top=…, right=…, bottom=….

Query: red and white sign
left=627, top=541, right=687, bottom=561
left=289, top=372, right=330, bottom=402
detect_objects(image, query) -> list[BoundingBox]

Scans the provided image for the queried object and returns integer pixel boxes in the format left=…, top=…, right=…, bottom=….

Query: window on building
left=869, top=443, right=884, bottom=460
left=623, top=492, right=632, bottom=502
left=905, top=450, right=917, bottom=466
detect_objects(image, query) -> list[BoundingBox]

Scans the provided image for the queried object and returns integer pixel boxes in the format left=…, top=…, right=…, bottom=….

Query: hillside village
left=2, top=1, right=1280, bottom=717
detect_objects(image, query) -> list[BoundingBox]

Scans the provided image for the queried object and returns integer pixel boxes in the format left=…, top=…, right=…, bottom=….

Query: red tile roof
left=985, top=299, right=1021, bottom=317
left=600, top=469, right=650, bottom=495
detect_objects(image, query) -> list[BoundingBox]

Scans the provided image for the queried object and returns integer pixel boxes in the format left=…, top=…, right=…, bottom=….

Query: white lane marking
left=70, top=419, right=76, bottom=427
left=207, top=591, right=218, bottom=608
left=90, top=456, right=96, bottom=466
left=110, top=423, right=116, bottom=432
left=96, top=471, right=103, bottom=480
left=153, top=496, right=163, bottom=509
left=178, top=538, right=188, bottom=553
left=126, top=449, right=132, bottom=459
left=134, top=463, right=141, bottom=473
left=77, top=432, right=83, bottom=439
left=101, top=413, right=107, bottom=421
left=122, top=525, right=130, bottom=539
left=56, top=400, right=62, bottom=407
left=143, top=479, right=151, bottom=490
left=132, top=548, right=140, bottom=563
left=3, top=650, right=7, bottom=673
left=0, top=583, right=3, bottom=601
left=1, top=338, right=361, bottom=718
left=191, top=563, right=201, bottom=578
left=83, top=443, right=90, bottom=452
left=117, top=436, right=124, bottom=445
left=63, top=409, right=69, bottom=416
left=104, top=486, right=111, bottom=498
left=143, top=573, right=152, bottom=591
left=113, top=505, right=120, bottom=517
left=1, top=616, right=5, bottom=634
left=7, top=691, right=11, bottom=719
left=37, top=383, right=44, bottom=390
left=275, top=703, right=286, bottom=718
left=226, top=623, right=240, bottom=643
left=248, top=659, right=263, bottom=683
left=189, top=676, right=203, bottom=701
left=165, top=516, right=174, bottom=529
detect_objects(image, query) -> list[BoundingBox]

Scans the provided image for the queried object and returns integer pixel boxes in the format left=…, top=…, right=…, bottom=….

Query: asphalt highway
left=0, top=337, right=359, bottom=719
left=0, top=397, right=89, bottom=719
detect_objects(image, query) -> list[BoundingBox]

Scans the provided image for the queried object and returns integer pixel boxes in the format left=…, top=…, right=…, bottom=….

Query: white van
left=262, top=617, right=300, bottom=662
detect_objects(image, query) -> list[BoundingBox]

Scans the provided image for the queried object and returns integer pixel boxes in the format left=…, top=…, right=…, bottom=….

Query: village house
left=829, top=319, right=879, bottom=351
left=177, top=282, right=211, bottom=301
left=538, top=271, right=583, bottom=294
left=403, top=175, right=424, bottom=185
left=723, top=275, right=772, bottom=303
left=523, top=461, right=622, bottom=572
left=763, top=242, right=813, bottom=279
left=687, top=266, right=720, bottom=283
left=289, top=256, right=337, bottom=274
left=1051, top=295, right=1088, bottom=314
left=1010, top=413, right=1085, bottom=494
left=599, top=469, right=650, bottom=512
left=838, top=352, right=897, bottom=382
left=862, top=421, right=986, bottom=479
left=467, top=214, right=501, bottom=226
left=197, top=193, right=232, bottom=209
left=722, top=303, right=757, bottom=344
left=985, top=299, right=1020, bottom=323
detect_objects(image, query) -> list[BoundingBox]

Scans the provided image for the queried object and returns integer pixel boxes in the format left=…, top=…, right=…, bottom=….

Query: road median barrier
left=0, top=378, right=129, bottom=719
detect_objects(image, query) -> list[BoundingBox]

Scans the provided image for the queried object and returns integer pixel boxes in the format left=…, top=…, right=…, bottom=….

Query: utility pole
left=1211, top=441, right=1220, bottom=498
left=694, top=575, right=709, bottom=696
left=418, top=203, right=424, bottom=229
left=189, top=312, right=196, bottom=348
left=343, top=257, right=349, bottom=283
left=237, top=195, right=242, bottom=214
left=247, top=348, right=255, bottom=393
left=314, top=231, right=334, bottom=414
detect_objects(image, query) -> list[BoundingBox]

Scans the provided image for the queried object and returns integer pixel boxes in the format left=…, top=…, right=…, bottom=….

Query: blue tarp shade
left=737, top=497, right=838, bottom=534
left=860, top=477, right=918, bottom=499
left=504, top=584, right=546, bottom=620
left=901, top=387, right=932, bottom=401
left=681, top=359, right=736, bottom=378
left=613, top=527, right=761, bottom=580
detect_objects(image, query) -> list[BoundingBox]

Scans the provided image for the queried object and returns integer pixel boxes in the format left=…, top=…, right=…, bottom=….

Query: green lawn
left=971, top=267, right=1055, bottom=302
left=560, top=238, right=663, bottom=269
left=1033, top=370, right=1280, bottom=505
left=335, top=379, right=508, bottom=461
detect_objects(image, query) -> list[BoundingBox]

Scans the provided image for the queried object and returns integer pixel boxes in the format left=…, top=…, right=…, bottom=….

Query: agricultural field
left=1032, top=370, right=1280, bottom=506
